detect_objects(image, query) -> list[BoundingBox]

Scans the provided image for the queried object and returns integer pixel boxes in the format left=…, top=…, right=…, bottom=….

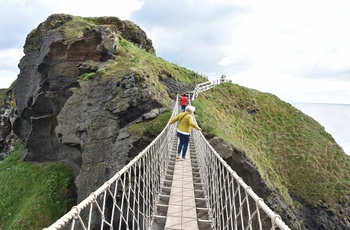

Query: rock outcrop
left=11, top=14, right=197, bottom=202
left=1, top=13, right=348, bottom=230
left=0, top=89, right=17, bottom=159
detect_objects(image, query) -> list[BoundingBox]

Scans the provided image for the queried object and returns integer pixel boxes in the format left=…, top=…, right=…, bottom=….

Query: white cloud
left=49, top=0, right=143, bottom=19
left=208, top=0, right=350, bottom=103
left=0, top=48, right=23, bottom=69
left=0, top=70, right=19, bottom=89
left=0, top=48, right=23, bottom=88
left=1, top=0, right=143, bottom=19
left=1, top=0, right=350, bottom=104
left=218, top=0, right=350, bottom=74
left=228, top=71, right=350, bottom=104
left=0, top=0, right=143, bottom=88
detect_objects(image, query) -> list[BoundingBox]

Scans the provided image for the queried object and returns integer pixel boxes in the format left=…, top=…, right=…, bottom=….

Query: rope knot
left=71, top=206, right=81, bottom=219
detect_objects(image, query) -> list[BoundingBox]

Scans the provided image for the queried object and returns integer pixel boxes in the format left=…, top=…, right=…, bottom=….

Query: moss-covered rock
left=1, top=13, right=207, bottom=229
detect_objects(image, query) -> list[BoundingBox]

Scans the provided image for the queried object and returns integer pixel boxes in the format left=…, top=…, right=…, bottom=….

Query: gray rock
left=10, top=14, right=195, bottom=211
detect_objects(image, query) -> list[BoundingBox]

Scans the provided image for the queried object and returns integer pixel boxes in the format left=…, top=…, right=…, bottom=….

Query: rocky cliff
left=0, top=13, right=349, bottom=230
left=9, top=14, right=205, bottom=202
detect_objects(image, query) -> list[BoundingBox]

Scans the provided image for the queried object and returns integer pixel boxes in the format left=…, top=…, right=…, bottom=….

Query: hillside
left=0, top=14, right=207, bottom=229
left=0, top=13, right=349, bottom=229
left=193, top=83, right=350, bottom=228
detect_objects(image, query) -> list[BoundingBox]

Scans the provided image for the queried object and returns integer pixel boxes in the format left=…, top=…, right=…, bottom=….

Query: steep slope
left=13, top=13, right=206, bottom=200
left=1, top=13, right=349, bottom=230
left=194, top=83, right=350, bottom=229
left=0, top=14, right=207, bottom=228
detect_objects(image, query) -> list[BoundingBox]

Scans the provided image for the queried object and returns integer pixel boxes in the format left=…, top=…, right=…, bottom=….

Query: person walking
left=169, top=105, right=202, bottom=160
left=179, top=94, right=189, bottom=112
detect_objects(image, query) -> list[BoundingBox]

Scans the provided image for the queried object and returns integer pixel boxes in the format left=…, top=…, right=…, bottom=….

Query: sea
left=291, top=102, right=350, bottom=156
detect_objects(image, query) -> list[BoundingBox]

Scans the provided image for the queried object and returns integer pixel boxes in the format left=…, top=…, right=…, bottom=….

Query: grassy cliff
left=0, top=15, right=207, bottom=229
left=193, top=83, right=350, bottom=211
left=1, top=14, right=349, bottom=228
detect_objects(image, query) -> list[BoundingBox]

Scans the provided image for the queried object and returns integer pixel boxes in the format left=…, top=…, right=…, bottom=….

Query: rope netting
left=45, top=81, right=291, bottom=230
left=44, top=98, right=179, bottom=230
left=193, top=129, right=291, bottom=230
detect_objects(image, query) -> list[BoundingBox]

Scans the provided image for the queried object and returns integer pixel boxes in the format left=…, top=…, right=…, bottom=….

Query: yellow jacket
left=169, top=112, right=201, bottom=134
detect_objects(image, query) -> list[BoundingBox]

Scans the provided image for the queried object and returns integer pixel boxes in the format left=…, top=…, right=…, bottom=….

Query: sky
left=1, top=0, right=350, bottom=104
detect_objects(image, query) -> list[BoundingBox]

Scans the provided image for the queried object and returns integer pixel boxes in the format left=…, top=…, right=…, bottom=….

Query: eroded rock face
left=14, top=15, right=118, bottom=164
left=96, top=17, right=156, bottom=55
left=0, top=89, right=17, bottom=157
left=12, top=14, right=188, bottom=202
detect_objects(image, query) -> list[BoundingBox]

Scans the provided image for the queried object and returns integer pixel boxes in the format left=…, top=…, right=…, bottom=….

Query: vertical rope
left=45, top=86, right=291, bottom=230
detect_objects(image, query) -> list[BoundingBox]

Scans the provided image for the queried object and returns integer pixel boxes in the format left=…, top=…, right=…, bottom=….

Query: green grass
left=48, top=15, right=207, bottom=87
left=0, top=143, right=74, bottom=229
left=0, top=80, right=16, bottom=102
left=2, top=13, right=348, bottom=227
left=0, top=15, right=208, bottom=229
left=129, top=111, right=172, bottom=136
left=193, top=83, right=350, bottom=211
left=79, top=72, right=96, bottom=81
left=0, top=88, right=6, bottom=103
left=59, top=16, right=97, bottom=44
left=117, top=38, right=206, bottom=83
left=49, top=15, right=208, bottom=108
left=98, top=37, right=207, bottom=107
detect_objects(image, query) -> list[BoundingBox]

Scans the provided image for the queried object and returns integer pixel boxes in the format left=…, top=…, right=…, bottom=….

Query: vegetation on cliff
left=0, top=89, right=6, bottom=101
left=100, top=37, right=206, bottom=106
left=1, top=13, right=348, bottom=229
left=0, top=143, right=73, bottom=229
left=0, top=81, right=16, bottom=102
left=50, top=14, right=207, bottom=106
left=0, top=14, right=207, bottom=229
left=193, top=83, right=350, bottom=212
left=129, top=111, right=172, bottom=136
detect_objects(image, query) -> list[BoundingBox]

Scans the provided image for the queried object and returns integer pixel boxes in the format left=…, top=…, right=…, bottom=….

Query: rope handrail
left=192, top=80, right=291, bottom=230
left=44, top=96, right=180, bottom=230
left=45, top=79, right=291, bottom=230
left=192, top=129, right=291, bottom=230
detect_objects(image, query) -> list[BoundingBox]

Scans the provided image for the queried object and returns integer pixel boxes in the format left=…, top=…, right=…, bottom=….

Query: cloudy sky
left=1, top=0, right=350, bottom=104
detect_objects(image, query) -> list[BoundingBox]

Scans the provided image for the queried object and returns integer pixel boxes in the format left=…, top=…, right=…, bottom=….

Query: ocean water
left=291, top=102, right=350, bottom=156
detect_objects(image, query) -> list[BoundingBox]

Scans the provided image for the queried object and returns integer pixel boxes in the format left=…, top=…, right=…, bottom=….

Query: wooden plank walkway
left=164, top=144, right=199, bottom=230
left=152, top=130, right=212, bottom=230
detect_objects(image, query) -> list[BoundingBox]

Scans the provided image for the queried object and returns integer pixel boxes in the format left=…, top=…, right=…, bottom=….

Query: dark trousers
left=177, top=132, right=190, bottom=158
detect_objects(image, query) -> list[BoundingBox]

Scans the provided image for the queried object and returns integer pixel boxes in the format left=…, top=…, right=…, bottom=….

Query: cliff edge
left=11, top=14, right=206, bottom=203
left=0, top=14, right=349, bottom=229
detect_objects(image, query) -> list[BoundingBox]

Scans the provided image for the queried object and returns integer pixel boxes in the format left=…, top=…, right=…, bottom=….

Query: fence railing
left=192, top=77, right=233, bottom=100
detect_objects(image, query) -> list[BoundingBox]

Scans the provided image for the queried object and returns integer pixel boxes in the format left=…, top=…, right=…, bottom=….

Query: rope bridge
left=45, top=81, right=291, bottom=230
